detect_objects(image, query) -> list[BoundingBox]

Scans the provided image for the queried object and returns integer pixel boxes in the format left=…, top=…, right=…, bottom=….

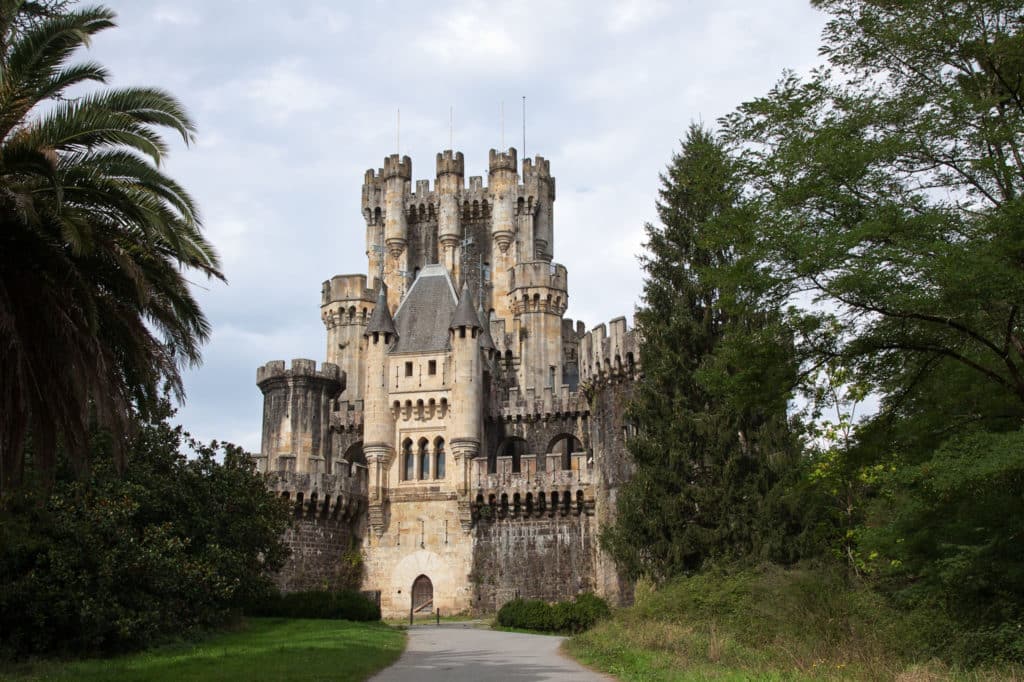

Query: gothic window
left=403, top=439, right=414, bottom=481
left=434, top=438, right=445, bottom=479
left=418, top=438, right=429, bottom=479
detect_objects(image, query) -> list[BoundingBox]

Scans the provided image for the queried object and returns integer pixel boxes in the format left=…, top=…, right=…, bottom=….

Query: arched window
left=434, top=438, right=446, bottom=479
left=495, top=436, right=527, bottom=474
left=418, top=438, right=429, bottom=480
left=403, top=439, right=414, bottom=481
left=548, top=434, right=584, bottom=471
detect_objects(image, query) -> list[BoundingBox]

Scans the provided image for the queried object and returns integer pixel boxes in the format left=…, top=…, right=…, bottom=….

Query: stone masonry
left=256, top=148, right=640, bottom=617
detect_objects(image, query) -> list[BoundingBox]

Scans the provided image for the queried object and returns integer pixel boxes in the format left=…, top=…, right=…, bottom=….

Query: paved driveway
left=369, top=622, right=613, bottom=681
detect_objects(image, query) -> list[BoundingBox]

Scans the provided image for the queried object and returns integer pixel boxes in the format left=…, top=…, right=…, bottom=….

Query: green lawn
left=0, top=618, right=405, bottom=682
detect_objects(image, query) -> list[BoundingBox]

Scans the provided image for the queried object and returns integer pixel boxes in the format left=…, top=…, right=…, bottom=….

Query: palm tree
left=0, top=2, right=223, bottom=492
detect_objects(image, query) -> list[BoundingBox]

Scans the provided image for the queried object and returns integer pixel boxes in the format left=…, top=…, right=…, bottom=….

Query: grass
left=565, top=565, right=1024, bottom=681
left=0, top=618, right=405, bottom=682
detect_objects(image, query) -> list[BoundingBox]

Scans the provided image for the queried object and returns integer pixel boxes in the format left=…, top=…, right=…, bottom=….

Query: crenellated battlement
left=383, top=153, right=412, bottom=180
left=578, top=316, right=641, bottom=385
left=331, top=400, right=365, bottom=433
left=257, top=359, right=343, bottom=386
left=488, top=147, right=518, bottom=175
left=510, top=261, right=568, bottom=293
left=497, top=384, right=589, bottom=421
left=436, top=149, right=465, bottom=178
left=522, top=155, right=551, bottom=180
left=321, top=274, right=375, bottom=307
left=267, top=471, right=368, bottom=521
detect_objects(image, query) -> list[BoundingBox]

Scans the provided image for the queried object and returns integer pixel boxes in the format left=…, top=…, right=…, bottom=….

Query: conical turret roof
left=364, top=282, right=397, bottom=338
left=449, top=281, right=482, bottom=331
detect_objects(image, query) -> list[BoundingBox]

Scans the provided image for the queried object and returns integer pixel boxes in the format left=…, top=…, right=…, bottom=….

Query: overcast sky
left=86, top=1, right=829, bottom=451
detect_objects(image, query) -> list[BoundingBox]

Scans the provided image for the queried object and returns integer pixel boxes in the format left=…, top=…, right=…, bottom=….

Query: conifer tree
left=602, top=125, right=799, bottom=581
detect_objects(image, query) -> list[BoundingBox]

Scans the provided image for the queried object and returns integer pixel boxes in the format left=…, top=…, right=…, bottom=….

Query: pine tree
left=602, top=125, right=799, bottom=581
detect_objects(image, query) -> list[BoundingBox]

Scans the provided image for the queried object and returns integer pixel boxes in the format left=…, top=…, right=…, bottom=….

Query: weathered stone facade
left=256, top=148, right=640, bottom=617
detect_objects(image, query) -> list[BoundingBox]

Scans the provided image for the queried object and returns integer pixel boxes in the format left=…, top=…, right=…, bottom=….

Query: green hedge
left=247, top=590, right=381, bottom=622
left=497, top=593, right=610, bottom=633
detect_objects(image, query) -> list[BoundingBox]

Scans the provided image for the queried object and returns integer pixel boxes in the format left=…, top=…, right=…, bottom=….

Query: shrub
left=497, top=594, right=610, bottom=633
left=0, top=407, right=291, bottom=659
left=247, top=590, right=380, bottom=622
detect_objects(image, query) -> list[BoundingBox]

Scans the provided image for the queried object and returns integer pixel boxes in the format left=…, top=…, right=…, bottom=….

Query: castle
left=255, top=148, right=639, bottom=618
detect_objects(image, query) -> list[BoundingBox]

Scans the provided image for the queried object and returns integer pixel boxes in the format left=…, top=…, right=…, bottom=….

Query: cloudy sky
left=86, top=1, right=829, bottom=451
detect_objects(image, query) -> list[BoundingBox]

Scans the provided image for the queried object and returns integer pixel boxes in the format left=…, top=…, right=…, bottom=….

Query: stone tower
left=257, top=148, right=640, bottom=616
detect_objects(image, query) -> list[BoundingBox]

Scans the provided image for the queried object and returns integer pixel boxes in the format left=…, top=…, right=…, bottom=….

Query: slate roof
left=449, top=281, right=482, bottom=331
left=391, top=264, right=458, bottom=354
left=364, top=282, right=397, bottom=338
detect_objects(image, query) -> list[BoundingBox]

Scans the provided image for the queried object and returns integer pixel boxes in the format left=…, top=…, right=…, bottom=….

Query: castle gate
left=412, top=574, right=433, bottom=613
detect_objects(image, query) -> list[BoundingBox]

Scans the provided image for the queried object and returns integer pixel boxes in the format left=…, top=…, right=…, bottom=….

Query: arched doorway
left=411, top=574, right=433, bottom=614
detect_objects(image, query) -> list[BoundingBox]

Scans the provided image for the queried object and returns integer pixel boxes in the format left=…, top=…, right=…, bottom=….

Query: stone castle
left=255, top=147, right=639, bottom=618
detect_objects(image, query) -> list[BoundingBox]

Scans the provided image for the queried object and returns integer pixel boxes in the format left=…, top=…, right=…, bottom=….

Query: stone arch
left=343, top=442, right=365, bottom=477
left=433, top=437, right=446, bottom=479
left=402, top=438, right=414, bottom=481
left=494, top=436, right=527, bottom=474
left=417, top=437, right=429, bottom=480
left=547, top=433, right=583, bottom=471
left=411, top=574, right=433, bottom=613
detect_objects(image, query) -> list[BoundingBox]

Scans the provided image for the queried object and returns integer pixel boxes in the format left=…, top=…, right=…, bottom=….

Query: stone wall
left=277, top=516, right=361, bottom=592
left=470, top=513, right=594, bottom=613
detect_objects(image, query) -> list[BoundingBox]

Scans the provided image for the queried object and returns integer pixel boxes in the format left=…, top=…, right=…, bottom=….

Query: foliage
left=496, top=593, right=610, bottom=634
left=246, top=590, right=381, bottom=622
left=567, top=564, right=1024, bottom=681
left=720, top=0, right=1024, bottom=427
left=601, top=124, right=804, bottom=581
left=0, top=618, right=405, bottom=682
left=862, top=429, right=1024, bottom=665
left=0, top=404, right=291, bottom=659
left=672, top=0, right=1024, bottom=667
left=0, top=0, right=222, bottom=493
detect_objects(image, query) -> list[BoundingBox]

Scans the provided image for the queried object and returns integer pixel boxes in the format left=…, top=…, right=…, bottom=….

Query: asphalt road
left=369, top=622, right=613, bottom=682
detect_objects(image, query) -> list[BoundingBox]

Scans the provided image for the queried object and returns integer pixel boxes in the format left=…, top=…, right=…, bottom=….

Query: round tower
left=256, top=359, right=344, bottom=475
left=509, top=261, right=568, bottom=392
left=321, top=274, right=376, bottom=402
left=436, top=150, right=464, bottom=280
left=449, top=282, right=483, bottom=495
left=382, top=154, right=411, bottom=310
left=488, top=148, right=518, bottom=320
left=523, top=155, right=555, bottom=262
left=362, top=284, right=397, bottom=537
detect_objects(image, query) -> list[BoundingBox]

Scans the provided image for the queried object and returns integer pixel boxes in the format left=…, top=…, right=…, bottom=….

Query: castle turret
left=510, top=261, right=568, bottom=392
left=489, top=148, right=518, bottom=320
left=383, top=154, right=411, bottom=310
left=363, top=284, right=397, bottom=536
left=321, top=274, right=376, bottom=401
left=436, top=150, right=464, bottom=281
left=257, top=359, right=344, bottom=475
left=449, top=282, right=483, bottom=497
left=523, top=155, right=555, bottom=262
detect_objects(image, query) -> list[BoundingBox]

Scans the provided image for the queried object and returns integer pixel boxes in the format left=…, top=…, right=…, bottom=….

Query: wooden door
left=412, top=575, right=433, bottom=613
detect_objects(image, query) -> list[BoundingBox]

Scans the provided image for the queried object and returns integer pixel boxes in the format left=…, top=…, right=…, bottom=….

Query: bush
left=247, top=590, right=380, bottom=622
left=0, top=406, right=291, bottom=659
left=497, top=594, right=610, bottom=633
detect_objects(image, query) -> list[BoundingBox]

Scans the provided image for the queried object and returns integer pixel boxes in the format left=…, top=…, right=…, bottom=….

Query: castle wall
left=268, top=471, right=368, bottom=593
left=361, top=498, right=474, bottom=618
left=470, top=513, right=594, bottom=613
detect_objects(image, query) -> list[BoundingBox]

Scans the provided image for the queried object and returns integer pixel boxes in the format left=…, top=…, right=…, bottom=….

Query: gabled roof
left=364, top=282, right=397, bottom=338
left=450, top=281, right=482, bottom=331
left=391, top=264, right=458, bottom=353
